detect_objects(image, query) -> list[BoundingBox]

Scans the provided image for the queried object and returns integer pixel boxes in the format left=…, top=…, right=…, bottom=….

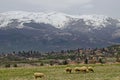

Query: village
left=0, top=45, right=120, bottom=67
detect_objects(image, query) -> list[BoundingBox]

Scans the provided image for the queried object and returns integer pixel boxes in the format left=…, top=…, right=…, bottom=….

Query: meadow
left=0, top=64, right=120, bottom=80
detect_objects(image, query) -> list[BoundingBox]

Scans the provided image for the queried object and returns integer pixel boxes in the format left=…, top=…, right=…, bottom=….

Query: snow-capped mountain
left=0, top=11, right=72, bottom=29
left=0, top=11, right=118, bottom=29
left=0, top=11, right=120, bottom=52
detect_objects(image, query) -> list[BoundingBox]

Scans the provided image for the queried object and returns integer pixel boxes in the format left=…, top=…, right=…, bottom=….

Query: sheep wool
left=34, top=72, right=44, bottom=79
left=88, top=66, right=94, bottom=72
left=65, top=67, right=72, bottom=73
left=79, top=66, right=89, bottom=73
left=74, top=67, right=80, bottom=72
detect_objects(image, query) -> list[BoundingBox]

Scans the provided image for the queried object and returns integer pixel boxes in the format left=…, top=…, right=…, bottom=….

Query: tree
left=84, top=58, right=88, bottom=64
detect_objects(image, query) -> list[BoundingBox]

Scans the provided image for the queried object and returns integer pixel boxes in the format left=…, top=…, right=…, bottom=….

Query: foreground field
left=0, top=64, right=120, bottom=80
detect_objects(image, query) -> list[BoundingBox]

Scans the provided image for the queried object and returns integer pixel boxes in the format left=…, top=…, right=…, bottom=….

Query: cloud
left=0, top=0, right=120, bottom=18
left=27, top=0, right=92, bottom=5
left=24, top=0, right=93, bottom=9
left=0, top=0, right=93, bottom=12
left=82, top=4, right=94, bottom=9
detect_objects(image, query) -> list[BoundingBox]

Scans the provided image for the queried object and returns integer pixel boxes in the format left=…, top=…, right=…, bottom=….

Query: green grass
left=0, top=64, right=120, bottom=80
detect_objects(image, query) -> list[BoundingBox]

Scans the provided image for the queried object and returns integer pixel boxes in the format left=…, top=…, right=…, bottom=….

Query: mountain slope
left=0, top=11, right=72, bottom=29
left=0, top=11, right=120, bottom=52
left=1, top=11, right=118, bottom=29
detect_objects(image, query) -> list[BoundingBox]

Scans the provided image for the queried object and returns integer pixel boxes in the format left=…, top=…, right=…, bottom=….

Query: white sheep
left=74, top=66, right=89, bottom=73
left=87, top=66, right=94, bottom=72
left=34, top=72, right=45, bottom=79
left=74, top=67, right=81, bottom=72
left=65, top=67, right=72, bottom=73
left=79, top=66, right=89, bottom=73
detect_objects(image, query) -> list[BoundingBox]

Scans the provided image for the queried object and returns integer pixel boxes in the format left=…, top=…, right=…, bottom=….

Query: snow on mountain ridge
left=0, top=11, right=70, bottom=29
left=79, top=15, right=112, bottom=29
left=0, top=11, right=117, bottom=29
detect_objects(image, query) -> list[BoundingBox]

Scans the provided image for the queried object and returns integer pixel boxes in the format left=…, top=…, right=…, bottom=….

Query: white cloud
left=25, top=0, right=93, bottom=9
left=83, top=4, right=94, bottom=9
left=0, top=0, right=120, bottom=18
left=27, top=0, right=92, bottom=5
left=0, top=0, right=93, bottom=12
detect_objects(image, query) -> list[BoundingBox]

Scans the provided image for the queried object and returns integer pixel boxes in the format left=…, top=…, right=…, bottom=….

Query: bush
left=62, top=60, right=68, bottom=65
left=84, top=58, right=88, bottom=64
left=99, top=58, right=106, bottom=64
left=5, top=64, right=10, bottom=68
left=40, top=62, right=44, bottom=66
left=49, top=61, right=54, bottom=66
left=13, top=64, right=18, bottom=67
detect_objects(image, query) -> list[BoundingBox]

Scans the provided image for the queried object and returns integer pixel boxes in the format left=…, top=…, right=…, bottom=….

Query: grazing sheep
left=65, top=67, right=72, bottom=73
left=74, top=66, right=94, bottom=73
left=74, top=66, right=88, bottom=73
left=34, top=72, right=44, bottom=79
left=79, top=66, right=89, bottom=73
left=74, top=67, right=81, bottom=72
left=88, top=66, right=94, bottom=72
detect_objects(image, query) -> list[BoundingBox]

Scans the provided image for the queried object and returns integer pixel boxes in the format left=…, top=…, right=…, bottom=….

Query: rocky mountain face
left=0, top=11, right=120, bottom=52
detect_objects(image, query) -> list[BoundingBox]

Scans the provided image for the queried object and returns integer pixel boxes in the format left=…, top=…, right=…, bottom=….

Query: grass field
left=0, top=64, right=120, bottom=80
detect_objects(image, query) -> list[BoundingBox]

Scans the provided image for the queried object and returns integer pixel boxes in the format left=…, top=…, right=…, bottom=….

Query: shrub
left=99, top=58, right=106, bottom=64
left=49, top=61, right=54, bottom=66
left=13, top=64, right=18, bottom=67
left=62, top=60, right=68, bottom=65
left=84, top=58, right=88, bottom=64
left=5, top=64, right=10, bottom=68
left=40, top=62, right=44, bottom=66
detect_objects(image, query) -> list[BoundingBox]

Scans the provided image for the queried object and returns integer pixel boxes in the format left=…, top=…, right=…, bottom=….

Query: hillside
left=0, top=11, right=120, bottom=52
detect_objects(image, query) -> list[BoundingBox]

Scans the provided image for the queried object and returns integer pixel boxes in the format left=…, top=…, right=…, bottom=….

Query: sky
left=0, top=0, right=120, bottom=18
